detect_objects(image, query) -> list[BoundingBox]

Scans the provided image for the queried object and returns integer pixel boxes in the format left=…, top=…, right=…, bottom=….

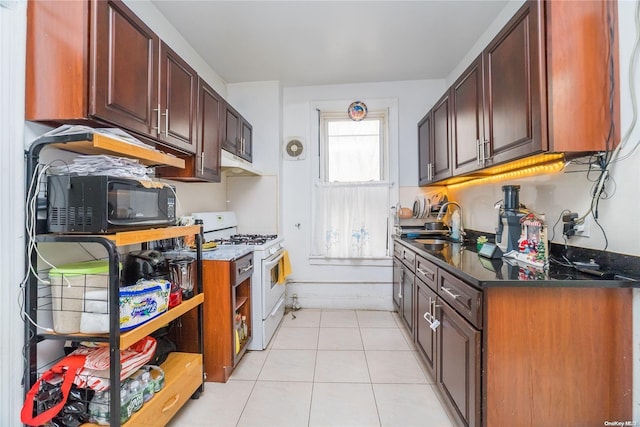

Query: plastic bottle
left=140, top=370, right=155, bottom=402
left=241, top=315, right=248, bottom=340
left=451, top=210, right=461, bottom=242
left=127, top=379, right=144, bottom=413
left=89, top=390, right=110, bottom=425
left=120, top=388, right=131, bottom=425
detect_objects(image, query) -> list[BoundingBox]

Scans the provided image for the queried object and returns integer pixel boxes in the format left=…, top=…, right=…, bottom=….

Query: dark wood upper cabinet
left=483, top=0, right=544, bottom=166
left=157, top=77, right=222, bottom=182
left=222, top=104, right=253, bottom=162
left=418, top=91, right=452, bottom=186
left=431, top=91, right=452, bottom=182
left=26, top=0, right=198, bottom=154
left=90, top=0, right=159, bottom=139
left=418, top=112, right=433, bottom=185
left=158, top=42, right=198, bottom=154
left=452, top=55, right=485, bottom=175
left=420, top=0, right=619, bottom=185
left=196, top=79, right=223, bottom=181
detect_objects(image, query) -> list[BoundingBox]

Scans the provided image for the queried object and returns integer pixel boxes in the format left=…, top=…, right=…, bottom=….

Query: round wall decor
left=347, top=101, right=368, bottom=121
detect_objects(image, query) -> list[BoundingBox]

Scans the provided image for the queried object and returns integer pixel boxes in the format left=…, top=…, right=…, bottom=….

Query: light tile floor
left=167, top=309, right=455, bottom=427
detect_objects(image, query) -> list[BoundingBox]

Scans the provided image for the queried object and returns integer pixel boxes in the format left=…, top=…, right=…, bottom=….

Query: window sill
left=308, top=256, right=393, bottom=267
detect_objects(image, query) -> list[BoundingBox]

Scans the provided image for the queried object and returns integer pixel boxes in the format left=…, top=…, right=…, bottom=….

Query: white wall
left=281, top=80, right=443, bottom=308
left=0, top=2, right=28, bottom=424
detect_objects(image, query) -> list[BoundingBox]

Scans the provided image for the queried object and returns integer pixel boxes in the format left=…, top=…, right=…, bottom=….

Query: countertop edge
left=394, top=237, right=639, bottom=289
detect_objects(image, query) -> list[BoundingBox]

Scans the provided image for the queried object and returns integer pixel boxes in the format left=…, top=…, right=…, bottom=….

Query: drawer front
left=438, top=269, right=482, bottom=328
left=393, top=243, right=403, bottom=259
left=415, top=255, right=437, bottom=291
left=234, top=253, right=254, bottom=285
left=400, top=247, right=416, bottom=271
left=127, top=352, right=203, bottom=426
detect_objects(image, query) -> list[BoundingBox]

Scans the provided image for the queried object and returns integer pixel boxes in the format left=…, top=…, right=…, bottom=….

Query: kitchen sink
left=415, top=239, right=450, bottom=245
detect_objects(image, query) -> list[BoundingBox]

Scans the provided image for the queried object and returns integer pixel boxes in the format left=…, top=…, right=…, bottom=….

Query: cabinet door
left=158, top=42, right=197, bottom=153
left=401, top=267, right=415, bottom=334
left=222, top=105, right=241, bottom=155
left=91, top=0, right=158, bottom=138
left=436, top=299, right=481, bottom=427
left=392, top=258, right=402, bottom=311
left=418, top=112, right=433, bottom=185
left=432, top=91, right=452, bottom=182
left=415, top=279, right=437, bottom=379
left=452, top=56, right=485, bottom=175
left=483, top=0, right=544, bottom=165
left=238, top=120, right=253, bottom=162
left=196, top=78, right=223, bottom=182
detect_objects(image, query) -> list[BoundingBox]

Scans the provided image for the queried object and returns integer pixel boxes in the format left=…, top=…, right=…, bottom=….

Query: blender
left=168, top=257, right=196, bottom=300
left=495, top=185, right=526, bottom=252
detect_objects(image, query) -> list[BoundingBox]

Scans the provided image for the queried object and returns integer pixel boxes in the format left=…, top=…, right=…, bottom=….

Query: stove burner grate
left=215, top=234, right=278, bottom=246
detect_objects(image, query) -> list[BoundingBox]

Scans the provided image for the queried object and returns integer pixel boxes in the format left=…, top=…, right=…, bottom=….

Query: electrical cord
left=550, top=209, right=571, bottom=242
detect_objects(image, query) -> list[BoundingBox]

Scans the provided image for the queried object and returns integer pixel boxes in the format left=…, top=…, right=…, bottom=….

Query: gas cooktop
left=214, top=234, right=279, bottom=246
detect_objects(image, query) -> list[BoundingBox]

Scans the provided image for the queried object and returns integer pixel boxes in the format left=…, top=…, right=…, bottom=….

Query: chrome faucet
left=437, top=202, right=465, bottom=242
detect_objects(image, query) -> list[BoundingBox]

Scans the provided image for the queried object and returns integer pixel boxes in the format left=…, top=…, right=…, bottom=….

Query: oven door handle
left=270, top=296, right=285, bottom=317
left=264, top=252, right=285, bottom=270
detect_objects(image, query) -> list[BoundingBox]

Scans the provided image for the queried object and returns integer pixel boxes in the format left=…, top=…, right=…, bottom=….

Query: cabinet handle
left=164, top=108, right=169, bottom=136
left=200, top=151, right=205, bottom=174
left=476, top=139, right=481, bottom=165
left=154, top=104, right=161, bottom=133
left=416, top=267, right=432, bottom=279
left=423, top=311, right=433, bottom=324
left=483, top=139, right=491, bottom=161
left=239, top=265, right=253, bottom=274
left=161, top=393, right=181, bottom=412
left=441, top=286, right=460, bottom=300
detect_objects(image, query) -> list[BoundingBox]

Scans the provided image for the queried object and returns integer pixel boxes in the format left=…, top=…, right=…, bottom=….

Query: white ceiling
left=150, top=0, right=510, bottom=87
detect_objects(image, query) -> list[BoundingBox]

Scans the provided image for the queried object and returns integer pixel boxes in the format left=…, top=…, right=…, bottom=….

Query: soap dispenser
left=451, top=210, right=461, bottom=242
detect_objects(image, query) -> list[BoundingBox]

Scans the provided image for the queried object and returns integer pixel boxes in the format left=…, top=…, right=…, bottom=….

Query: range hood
left=221, top=150, right=262, bottom=176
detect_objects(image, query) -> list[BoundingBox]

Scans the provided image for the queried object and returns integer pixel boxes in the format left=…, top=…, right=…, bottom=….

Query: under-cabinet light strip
left=446, top=160, right=566, bottom=190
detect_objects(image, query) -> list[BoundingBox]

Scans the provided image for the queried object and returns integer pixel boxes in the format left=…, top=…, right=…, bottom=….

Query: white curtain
left=312, top=183, right=389, bottom=258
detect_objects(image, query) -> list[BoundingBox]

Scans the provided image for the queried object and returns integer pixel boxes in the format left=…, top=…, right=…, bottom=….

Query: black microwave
left=47, top=175, right=176, bottom=233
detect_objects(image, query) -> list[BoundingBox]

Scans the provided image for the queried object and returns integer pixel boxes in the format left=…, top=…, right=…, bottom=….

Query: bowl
left=424, top=221, right=448, bottom=231
left=398, top=208, right=413, bottom=219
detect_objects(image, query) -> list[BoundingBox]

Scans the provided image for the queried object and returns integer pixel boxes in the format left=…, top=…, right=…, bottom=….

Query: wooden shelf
left=235, top=296, right=248, bottom=311
left=82, top=352, right=203, bottom=427
left=104, top=225, right=201, bottom=247
left=121, top=294, right=204, bottom=349
left=38, top=225, right=201, bottom=247
left=51, top=133, right=185, bottom=168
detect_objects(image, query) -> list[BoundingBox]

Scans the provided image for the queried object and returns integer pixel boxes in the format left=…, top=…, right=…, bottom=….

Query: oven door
left=262, top=249, right=286, bottom=315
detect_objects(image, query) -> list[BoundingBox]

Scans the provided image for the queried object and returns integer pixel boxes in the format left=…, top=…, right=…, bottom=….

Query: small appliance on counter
left=166, top=256, right=196, bottom=300
left=123, top=250, right=169, bottom=285
left=495, top=185, right=527, bottom=252
left=46, top=175, right=176, bottom=233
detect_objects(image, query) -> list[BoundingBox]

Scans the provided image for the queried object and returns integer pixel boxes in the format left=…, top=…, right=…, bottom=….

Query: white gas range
left=192, top=211, right=286, bottom=351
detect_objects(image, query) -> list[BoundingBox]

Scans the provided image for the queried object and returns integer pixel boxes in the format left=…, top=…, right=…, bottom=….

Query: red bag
left=20, top=354, right=86, bottom=426
left=71, top=336, right=157, bottom=391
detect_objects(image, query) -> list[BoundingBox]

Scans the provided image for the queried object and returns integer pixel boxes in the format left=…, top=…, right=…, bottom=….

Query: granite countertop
left=395, top=236, right=639, bottom=289
left=164, top=245, right=253, bottom=262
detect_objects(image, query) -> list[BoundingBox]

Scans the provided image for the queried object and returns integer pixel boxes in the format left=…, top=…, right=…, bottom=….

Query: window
left=323, top=115, right=385, bottom=182
left=312, top=110, right=390, bottom=259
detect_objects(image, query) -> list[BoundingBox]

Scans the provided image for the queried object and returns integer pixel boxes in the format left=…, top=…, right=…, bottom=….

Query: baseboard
left=285, top=282, right=394, bottom=311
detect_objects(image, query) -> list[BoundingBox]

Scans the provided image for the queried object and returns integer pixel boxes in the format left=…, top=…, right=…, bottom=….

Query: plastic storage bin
left=48, top=260, right=110, bottom=334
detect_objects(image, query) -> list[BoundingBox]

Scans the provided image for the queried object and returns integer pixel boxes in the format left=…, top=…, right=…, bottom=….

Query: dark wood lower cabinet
left=394, top=238, right=632, bottom=427
left=392, top=258, right=402, bottom=310
left=401, top=267, right=415, bottom=334
left=436, top=298, right=481, bottom=427
left=415, top=278, right=437, bottom=379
